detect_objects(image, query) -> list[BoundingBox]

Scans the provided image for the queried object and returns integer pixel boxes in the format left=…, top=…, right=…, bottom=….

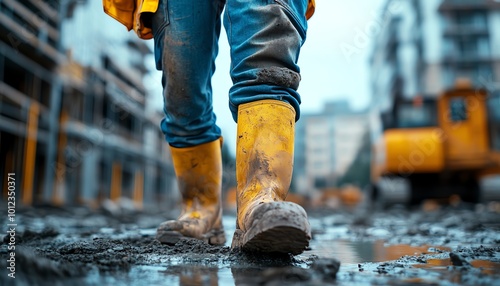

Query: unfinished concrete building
left=0, top=0, right=175, bottom=209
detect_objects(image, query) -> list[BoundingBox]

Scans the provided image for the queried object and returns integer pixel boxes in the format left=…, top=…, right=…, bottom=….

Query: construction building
left=293, top=101, right=370, bottom=193
left=0, top=0, right=175, bottom=209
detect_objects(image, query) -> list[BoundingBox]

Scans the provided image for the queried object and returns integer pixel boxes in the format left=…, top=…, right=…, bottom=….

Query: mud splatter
left=256, top=67, right=300, bottom=90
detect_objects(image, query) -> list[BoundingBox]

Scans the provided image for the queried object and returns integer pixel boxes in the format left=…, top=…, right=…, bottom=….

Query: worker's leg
left=224, top=0, right=308, bottom=122
left=153, top=0, right=225, bottom=147
left=151, top=0, right=226, bottom=245
left=224, top=0, right=311, bottom=254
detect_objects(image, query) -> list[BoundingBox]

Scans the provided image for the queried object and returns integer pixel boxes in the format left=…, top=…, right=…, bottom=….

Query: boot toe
left=232, top=201, right=311, bottom=255
left=156, top=220, right=185, bottom=245
left=156, top=219, right=226, bottom=245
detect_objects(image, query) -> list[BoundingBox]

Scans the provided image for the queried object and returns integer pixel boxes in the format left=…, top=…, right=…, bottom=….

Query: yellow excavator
left=370, top=80, right=500, bottom=207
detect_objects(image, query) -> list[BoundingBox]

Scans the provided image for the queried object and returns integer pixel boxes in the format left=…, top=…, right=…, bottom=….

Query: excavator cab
left=438, top=84, right=490, bottom=170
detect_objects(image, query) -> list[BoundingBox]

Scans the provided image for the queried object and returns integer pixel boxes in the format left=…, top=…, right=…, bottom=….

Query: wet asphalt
left=1, top=201, right=499, bottom=286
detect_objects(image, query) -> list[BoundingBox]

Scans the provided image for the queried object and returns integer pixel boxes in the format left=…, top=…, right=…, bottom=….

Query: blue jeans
left=152, top=0, right=308, bottom=147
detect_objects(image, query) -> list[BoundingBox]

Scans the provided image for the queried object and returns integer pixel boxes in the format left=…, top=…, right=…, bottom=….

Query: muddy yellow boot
left=156, top=138, right=226, bottom=245
left=231, top=100, right=311, bottom=254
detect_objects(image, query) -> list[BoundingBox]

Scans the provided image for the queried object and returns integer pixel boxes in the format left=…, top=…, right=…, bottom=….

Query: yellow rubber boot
left=156, top=138, right=226, bottom=245
left=231, top=100, right=311, bottom=254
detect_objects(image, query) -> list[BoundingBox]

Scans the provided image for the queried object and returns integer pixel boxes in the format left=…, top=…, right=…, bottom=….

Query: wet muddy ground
left=1, top=201, right=500, bottom=285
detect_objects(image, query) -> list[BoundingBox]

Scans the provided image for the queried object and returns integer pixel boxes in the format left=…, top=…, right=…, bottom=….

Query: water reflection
left=160, top=266, right=219, bottom=286
left=304, top=239, right=451, bottom=264
left=408, top=258, right=500, bottom=285
left=131, top=241, right=456, bottom=286
left=470, top=260, right=500, bottom=275
left=93, top=243, right=499, bottom=286
left=414, top=258, right=500, bottom=275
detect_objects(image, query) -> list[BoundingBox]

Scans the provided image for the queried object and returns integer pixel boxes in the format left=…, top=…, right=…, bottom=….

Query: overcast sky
left=146, top=0, right=387, bottom=155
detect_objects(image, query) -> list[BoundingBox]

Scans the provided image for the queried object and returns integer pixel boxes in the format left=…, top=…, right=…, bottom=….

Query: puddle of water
left=85, top=264, right=235, bottom=285
left=303, top=239, right=450, bottom=264
left=226, top=215, right=450, bottom=265
left=92, top=258, right=500, bottom=286
left=414, top=258, right=500, bottom=275
left=470, top=260, right=500, bottom=275
left=422, top=258, right=450, bottom=267
left=409, top=258, right=500, bottom=285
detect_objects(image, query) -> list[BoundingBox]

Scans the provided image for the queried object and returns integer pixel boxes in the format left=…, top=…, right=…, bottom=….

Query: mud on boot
left=156, top=208, right=226, bottom=245
left=232, top=100, right=311, bottom=254
left=156, top=138, right=226, bottom=245
left=231, top=201, right=311, bottom=254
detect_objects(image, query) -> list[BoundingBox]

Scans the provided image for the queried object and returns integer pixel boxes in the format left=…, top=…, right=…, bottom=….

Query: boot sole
left=232, top=202, right=311, bottom=255
left=156, top=228, right=226, bottom=246
left=243, top=225, right=310, bottom=255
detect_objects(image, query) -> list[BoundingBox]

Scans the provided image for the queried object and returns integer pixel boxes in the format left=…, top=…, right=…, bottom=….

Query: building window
left=449, top=97, right=467, bottom=122
left=63, top=89, right=84, bottom=121
left=445, top=63, right=492, bottom=87
left=455, top=11, right=487, bottom=29
left=456, top=36, right=490, bottom=58
left=443, top=39, right=456, bottom=57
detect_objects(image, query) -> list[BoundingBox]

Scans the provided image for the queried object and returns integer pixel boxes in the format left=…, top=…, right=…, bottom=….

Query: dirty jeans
left=152, top=0, right=308, bottom=147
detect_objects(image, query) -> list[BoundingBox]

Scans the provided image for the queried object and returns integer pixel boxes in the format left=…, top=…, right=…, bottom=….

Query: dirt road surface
left=1, top=202, right=499, bottom=285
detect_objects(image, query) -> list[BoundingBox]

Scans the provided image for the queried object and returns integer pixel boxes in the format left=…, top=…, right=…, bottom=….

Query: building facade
left=0, top=0, right=175, bottom=209
left=293, top=101, right=370, bottom=193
